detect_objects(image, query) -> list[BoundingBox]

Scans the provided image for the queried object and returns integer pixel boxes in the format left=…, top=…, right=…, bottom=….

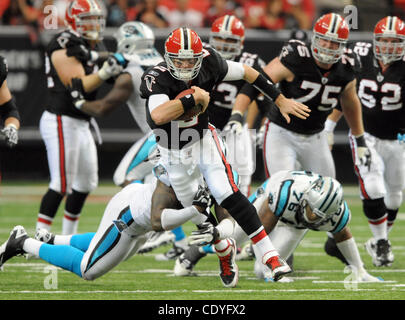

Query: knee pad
left=363, top=198, right=386, bottom=220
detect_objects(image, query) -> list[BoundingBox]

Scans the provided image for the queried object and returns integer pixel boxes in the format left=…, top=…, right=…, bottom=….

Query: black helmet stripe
left=182, top=27, right=189, bottom=50
left=224, top=15, right=231, bottom=31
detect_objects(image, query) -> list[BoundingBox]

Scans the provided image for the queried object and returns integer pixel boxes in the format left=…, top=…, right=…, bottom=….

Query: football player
left=0, top=55, right=20, bottom=148
left=35, top=0, right=125, bottom=235
left=0, top=171, right=224, bottom=282
left=242, top=171, right=381, bottom=282
left=68, top=21, right=188, bottom=261
left=325, top=16, right=405, bottom=267
left=140, top=27, right=311, bottom=282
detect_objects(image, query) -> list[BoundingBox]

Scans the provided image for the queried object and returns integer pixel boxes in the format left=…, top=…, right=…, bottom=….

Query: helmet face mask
left=164, top=28, right=203, bottom=81
left=311, top=13, right=349, bottom=65
left=298, top=176, right=344, bottom=228
left=65, top=0, right=106, bottom=41
left=209, top=15, right=245, bottom=60
left=114, top=22, right=155, bottom=55
left=373, top=16, right=405, bottom=65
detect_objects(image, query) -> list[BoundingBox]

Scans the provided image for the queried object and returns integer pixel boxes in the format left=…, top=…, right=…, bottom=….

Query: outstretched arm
left=75, top=73, right=134, bottom=117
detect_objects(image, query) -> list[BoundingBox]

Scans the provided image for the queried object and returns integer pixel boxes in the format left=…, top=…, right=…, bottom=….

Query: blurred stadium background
left=0, top=0, right=404, bottom=184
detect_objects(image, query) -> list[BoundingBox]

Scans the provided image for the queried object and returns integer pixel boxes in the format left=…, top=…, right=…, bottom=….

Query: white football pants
left=263, top=121, right=335, bottom=178
left=349, top=132, right=405, bottom=209
left=39, top=111, right=98, bottom=194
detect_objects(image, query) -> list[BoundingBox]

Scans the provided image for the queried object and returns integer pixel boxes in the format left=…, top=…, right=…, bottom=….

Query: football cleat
left=155, top=243, right=187, bottom=261
left=174, top=245, right=207, bottom=276
left=365, top=238, right=394, bottom=267
left=265, top=255, right=292, bottom=282
left=216, top=238, right=238, bottom=288
left=324, top=236, right=349, bottom=265
left=35, top=228, right=55, bottom=244
left=138, top=231, right=174, bottom=254
left=0, top=226, right=29, bottom=270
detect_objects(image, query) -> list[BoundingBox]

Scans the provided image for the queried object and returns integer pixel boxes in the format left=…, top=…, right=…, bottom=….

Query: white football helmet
left=299, top=176, right=344, bottom=227
left=114, top=21, right=155, bottom=55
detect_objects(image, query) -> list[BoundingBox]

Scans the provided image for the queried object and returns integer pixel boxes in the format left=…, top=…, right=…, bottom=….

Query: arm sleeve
left=223, top=60, right=245, bottom=81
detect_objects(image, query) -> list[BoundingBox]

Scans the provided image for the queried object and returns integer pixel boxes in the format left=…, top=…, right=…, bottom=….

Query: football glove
left=223, top=111, right=243, bottom=135
left=1, top=124, right=18, bottom=148
left=67, top=78, right=86, bottom=110
left=192, top=185, right=211, bottom=212
left=355, top=135, right=371, bottom=170
left=189, top=222, right=219, bottom=246
left=66, top=44, right=99, bottom=62
left=98, top=53, right=128, bottom=80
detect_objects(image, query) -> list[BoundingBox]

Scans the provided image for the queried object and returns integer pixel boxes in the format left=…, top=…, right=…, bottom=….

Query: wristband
left=228, top=111, right=243, bottom=124
left=179, top=94, right=196, bottom=113
left=324, top=119, right=337, bottom=132
left=252, top=74, right=281, bottom=101
left=355, top=134, right=366, bottom=147
left=6, top=123, right=18, bottom=130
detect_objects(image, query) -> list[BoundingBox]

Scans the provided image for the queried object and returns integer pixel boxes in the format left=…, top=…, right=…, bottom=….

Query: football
left=175, top=88, right=202, bottom=120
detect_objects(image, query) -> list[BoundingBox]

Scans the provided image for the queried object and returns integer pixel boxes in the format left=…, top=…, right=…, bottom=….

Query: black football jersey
left=350, top=41, right=405, bottom=139
left=140, top=46, right=228, bottom=149
left=44, top=29, right=98, bottom=121
left=0, top=55, right=8, bottom=88
left=269, top=39, right=357, bottom=134
left=207, top=47, right=265, bottom=130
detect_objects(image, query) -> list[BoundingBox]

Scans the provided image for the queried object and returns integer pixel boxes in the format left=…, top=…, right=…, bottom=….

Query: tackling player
left=35, top=0, right=125, bottom=235
left=140, top=27, right=311, bottom=282
left=0, top=172, right=224, bottom=282
left=326, top=16, right=405, bottom=267
left=0, top=55, right=20, bottom=148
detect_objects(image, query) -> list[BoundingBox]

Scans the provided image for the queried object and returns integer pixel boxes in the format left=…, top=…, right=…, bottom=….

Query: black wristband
left=355, top=135, right=366, bottom=147
left=0, top=98, right=20, bottom=122
left=228, top=112, right=243, bottom=124
left=179, top=94, right=196, bottom=112
left=252, top=74, right=281, bottom=101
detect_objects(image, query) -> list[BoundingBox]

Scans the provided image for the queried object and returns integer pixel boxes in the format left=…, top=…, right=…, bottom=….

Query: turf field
left=1, top=181, right=405, bottom=302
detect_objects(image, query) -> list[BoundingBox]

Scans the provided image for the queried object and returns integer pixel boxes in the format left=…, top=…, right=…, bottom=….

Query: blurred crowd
left=0, top=0, right=404, bottom=32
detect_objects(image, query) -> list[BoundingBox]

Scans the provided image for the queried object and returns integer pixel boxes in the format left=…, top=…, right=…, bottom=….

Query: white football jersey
left=250, top=170, right=351, bottom=233
left=124, top=49, right=163, bottom=134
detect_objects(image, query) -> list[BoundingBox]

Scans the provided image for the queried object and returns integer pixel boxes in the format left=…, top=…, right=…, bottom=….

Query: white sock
left=368, top=215, right=388, bottom=240
left=36, top=214, right=53, bottom=231
left=249, top=227, right=277, bottom=264
left=53, top=235, right=73, bottom=246
left=22, top=238, right=43, bottom=256
left=62, top=211, right=80, bottom=235
left=214, top=239, right=232, bottom=257
left=336, top=237, right=364, bottom=270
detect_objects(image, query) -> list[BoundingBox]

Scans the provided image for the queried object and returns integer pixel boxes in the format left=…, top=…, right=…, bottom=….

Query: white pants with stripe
left=158, top=125, right=238, bottom=208
left=39, top=111, right=98, bottom=194
left=349, top=132, right=405, bottom=209
left=263, top=121, right=335, bottom=178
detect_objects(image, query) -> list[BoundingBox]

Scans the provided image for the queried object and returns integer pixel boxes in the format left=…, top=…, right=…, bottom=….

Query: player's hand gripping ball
left=175, top=88, right=203, bottom=120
